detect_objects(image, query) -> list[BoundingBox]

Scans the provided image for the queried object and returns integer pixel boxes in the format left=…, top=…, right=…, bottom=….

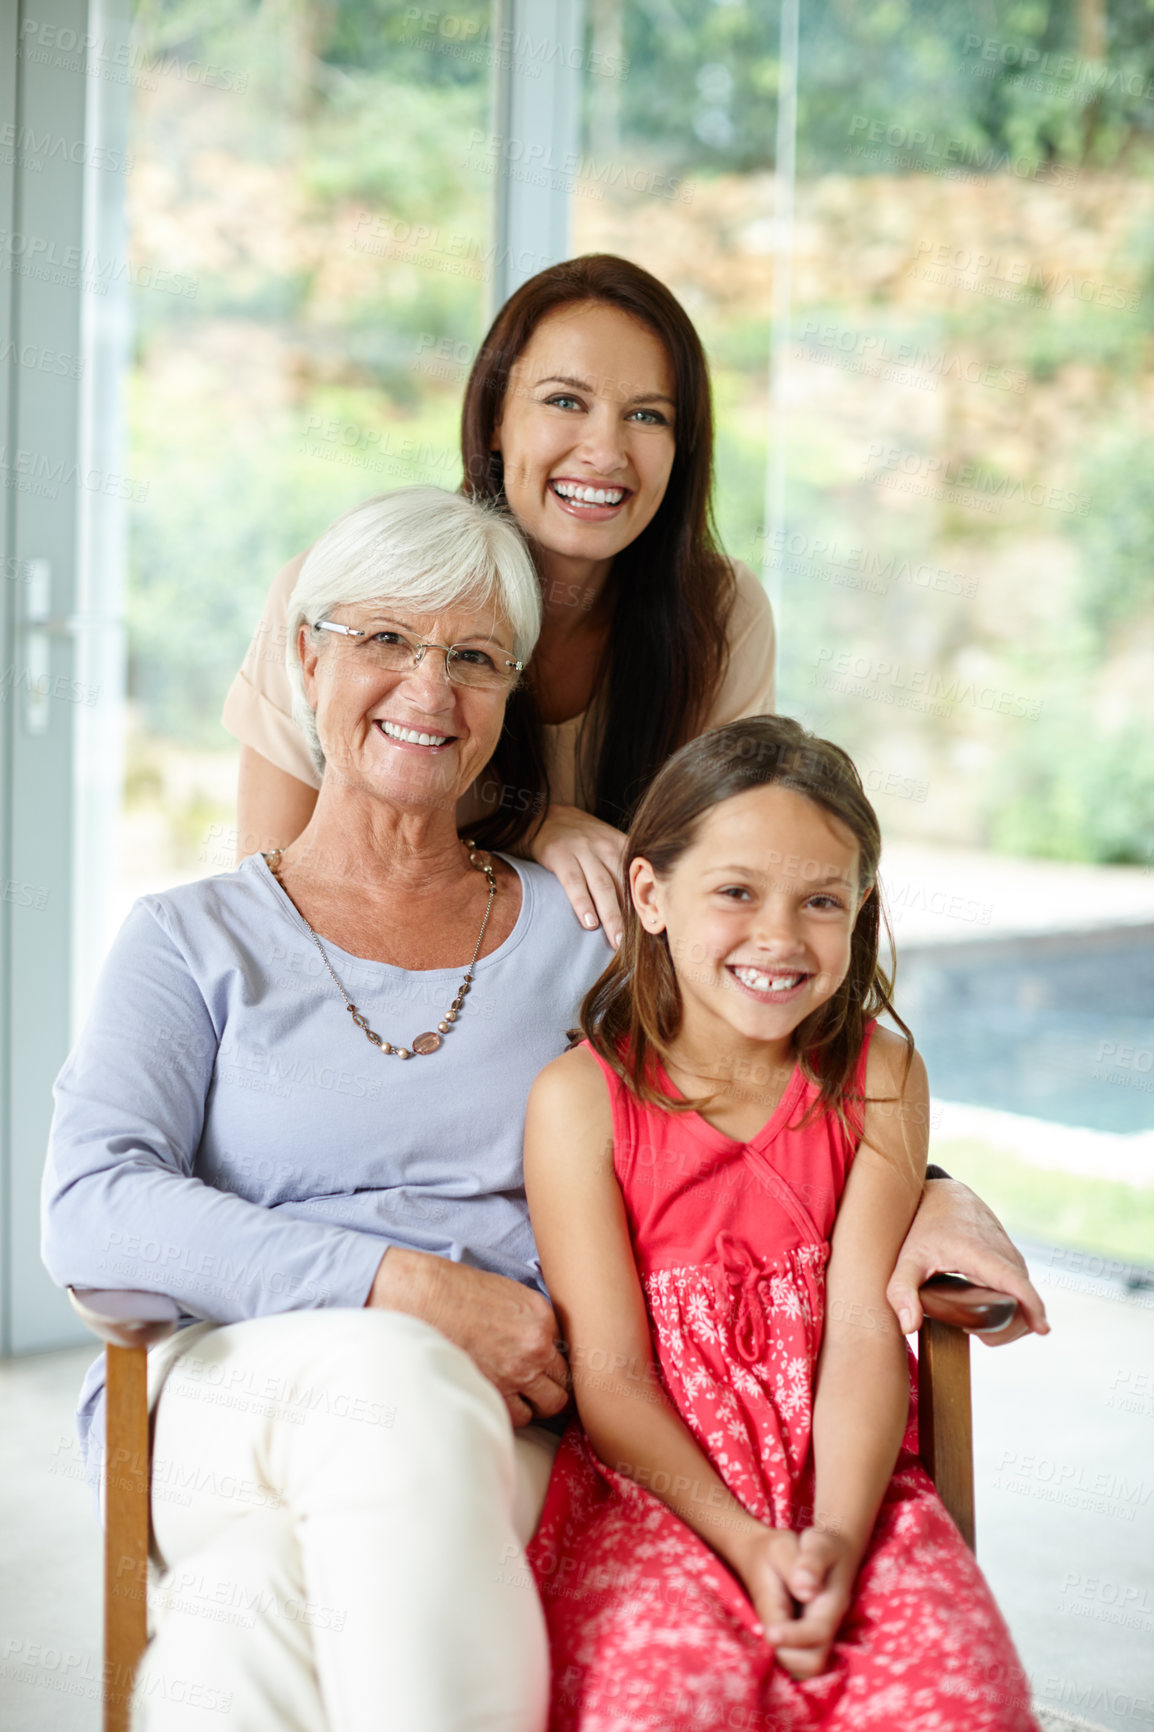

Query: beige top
left=222, top=550, right=776, bottom=820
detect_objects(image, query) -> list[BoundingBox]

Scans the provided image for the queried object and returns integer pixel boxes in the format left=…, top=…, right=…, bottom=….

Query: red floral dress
left=527, top=1034, right=1038, bottom=1731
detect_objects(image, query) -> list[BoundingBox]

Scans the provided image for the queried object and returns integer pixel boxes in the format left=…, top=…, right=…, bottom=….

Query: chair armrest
left=919, top=1272, right=1017, bottom=1337
left=68, top=1287, right=183, bottom=1350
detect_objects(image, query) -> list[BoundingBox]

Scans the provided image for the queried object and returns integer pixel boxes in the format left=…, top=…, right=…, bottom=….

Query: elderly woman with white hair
left=43, top=484, right=1045, bottom=1732
left=44, top=486, right=609, bottom=1731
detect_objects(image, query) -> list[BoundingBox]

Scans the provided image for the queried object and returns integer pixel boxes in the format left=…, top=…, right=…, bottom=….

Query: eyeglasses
left=314, top=621, right=525, bottom=691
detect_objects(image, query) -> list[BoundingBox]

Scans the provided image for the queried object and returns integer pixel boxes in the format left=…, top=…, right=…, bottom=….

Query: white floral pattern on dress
left=532, top=1236, right=1037, bottom=1731
left=528, top=1043, right=1039, bottom=1732
left=641, top=1245, right=827, bottom=1524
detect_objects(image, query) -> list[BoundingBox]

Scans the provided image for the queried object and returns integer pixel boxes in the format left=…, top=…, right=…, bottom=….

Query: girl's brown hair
left=581, top=715, right=912, bottom=1130
left=458, top=253, right=735, bottom=848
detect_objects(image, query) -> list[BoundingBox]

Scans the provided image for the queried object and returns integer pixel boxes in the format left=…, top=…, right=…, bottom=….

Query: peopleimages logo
left=0, top=229, right=198, bottom=299
left=465, top=132, right=692, bottom=203
left=404, top=8, right=629, bottom=80
left=799, top=321, right=1026, bottom=394
left=811, top=649, right=1043, bottom=720
left=0, top=339, right=83, bottom=379
left=350, top=211, right=550, bottom=284
left=962, top=32, right=1154, bottom=101
left=19, top=19, right=249, bottom=92
left=911, top=239, right=1138, bottom=312
left=864, top=443, right=1091, bottom=517
left=0, top=443, right=148, bottom=502
left=0, top=121, right=132, bottom=174
left=846, top=114, right=1077, bottom=186
left=758, top=529, right=979, bottom=598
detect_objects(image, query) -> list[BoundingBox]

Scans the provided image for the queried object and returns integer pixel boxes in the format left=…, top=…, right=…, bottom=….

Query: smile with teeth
left=377, top=719, right=452, bottom=748
left=730, top=965, right=807, bottom=995
left=549, top=480, right=628, bottom=507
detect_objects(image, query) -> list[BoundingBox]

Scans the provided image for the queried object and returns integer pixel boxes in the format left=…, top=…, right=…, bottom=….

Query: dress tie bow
left=715, top=1231, right=769, bottom=1367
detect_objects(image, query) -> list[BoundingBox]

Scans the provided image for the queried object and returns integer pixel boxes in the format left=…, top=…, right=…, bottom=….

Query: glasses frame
left=313, top=619, right=525, bottom=689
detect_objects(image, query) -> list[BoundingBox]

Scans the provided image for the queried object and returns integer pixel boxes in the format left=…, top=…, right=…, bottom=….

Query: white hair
left=285, top=486, right=541, bottom=774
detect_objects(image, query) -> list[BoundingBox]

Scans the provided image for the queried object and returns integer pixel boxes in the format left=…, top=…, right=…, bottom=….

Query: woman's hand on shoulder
left=525, top=804, right=626, bottom=946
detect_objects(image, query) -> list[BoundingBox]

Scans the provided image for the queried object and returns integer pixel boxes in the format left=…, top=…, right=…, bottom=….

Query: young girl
left=523, top=716, right=1038, bottom=1732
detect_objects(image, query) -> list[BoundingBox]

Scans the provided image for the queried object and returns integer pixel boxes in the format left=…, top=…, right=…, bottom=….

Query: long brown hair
left=582, top=716, right=912, bottom=1130
left=459, top=254, right=736, bottom=848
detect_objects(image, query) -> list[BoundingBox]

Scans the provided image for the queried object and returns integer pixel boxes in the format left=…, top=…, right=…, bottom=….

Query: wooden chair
left=69, top=1274, right=1017, bottom=1732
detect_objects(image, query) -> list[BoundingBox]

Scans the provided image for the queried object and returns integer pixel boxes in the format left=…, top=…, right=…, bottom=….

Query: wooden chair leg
left=104, top=1342, right=151, bottom=1732
left=68, top=1289, right=182, bottom=1732
left=918, top=1315, right=975, bottom=1550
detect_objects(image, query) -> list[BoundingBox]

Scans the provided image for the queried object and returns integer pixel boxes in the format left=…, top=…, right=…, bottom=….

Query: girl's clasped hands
left=743, top=1525, right=859, bottom=1679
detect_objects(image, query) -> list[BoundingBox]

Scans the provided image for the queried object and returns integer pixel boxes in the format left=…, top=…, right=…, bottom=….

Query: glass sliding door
left=1, top=0, right=112, bottom=1352
left=570, top=0, right=1154, bottom=1206
left=567, top=13, right=1154, bottom=1726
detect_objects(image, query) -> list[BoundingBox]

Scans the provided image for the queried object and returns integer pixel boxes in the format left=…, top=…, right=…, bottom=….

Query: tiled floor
left=0, top=1346, right=102, bottom=1730
left=972, top=1252, right=1154, bottom=1732
left=1, top=1252, right=1150, bottom=1730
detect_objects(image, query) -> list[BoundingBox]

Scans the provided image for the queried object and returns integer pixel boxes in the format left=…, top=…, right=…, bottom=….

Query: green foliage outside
left=604, top=0, right=1154, bottom=175
left=934, top=1137, right=1154, bottom=1270
left=123, top=0, right=1154, bottom=868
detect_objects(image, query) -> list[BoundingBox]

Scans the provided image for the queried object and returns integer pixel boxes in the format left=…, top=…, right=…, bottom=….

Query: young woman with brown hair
left=224, top=254, right=775, bottom=942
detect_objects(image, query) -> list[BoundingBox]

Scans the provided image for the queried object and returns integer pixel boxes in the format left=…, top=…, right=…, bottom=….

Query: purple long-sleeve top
left=42, top=852, right=611, bottom=1473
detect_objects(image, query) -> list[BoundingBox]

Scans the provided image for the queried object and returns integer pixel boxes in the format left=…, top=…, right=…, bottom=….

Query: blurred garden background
left=115, top=0, right=1154, bottom=1268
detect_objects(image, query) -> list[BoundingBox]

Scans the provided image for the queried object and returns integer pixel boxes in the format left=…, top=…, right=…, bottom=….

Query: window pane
left=774, top=1, right=1154, bottom=1226
left=116, top=0, right=493, bottom=922
left=572, top=0, right=1154, bottom=1178
left=573, top=1, right=778, bottom=593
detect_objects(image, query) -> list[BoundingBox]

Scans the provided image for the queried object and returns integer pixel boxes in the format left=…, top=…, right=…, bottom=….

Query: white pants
left=134, top=1309, right=560, bottom=1732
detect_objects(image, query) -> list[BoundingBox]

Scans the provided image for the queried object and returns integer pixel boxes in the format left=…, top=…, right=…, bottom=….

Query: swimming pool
left=890, top=925, right=1154, bottom=1136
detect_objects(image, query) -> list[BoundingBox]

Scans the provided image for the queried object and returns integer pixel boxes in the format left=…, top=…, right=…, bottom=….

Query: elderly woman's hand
left=885, top=1177, right=1050, bottom=1345
left=527, top=803, right=627, bottom=946
left=369, top=1248, right=571, bottom=1428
